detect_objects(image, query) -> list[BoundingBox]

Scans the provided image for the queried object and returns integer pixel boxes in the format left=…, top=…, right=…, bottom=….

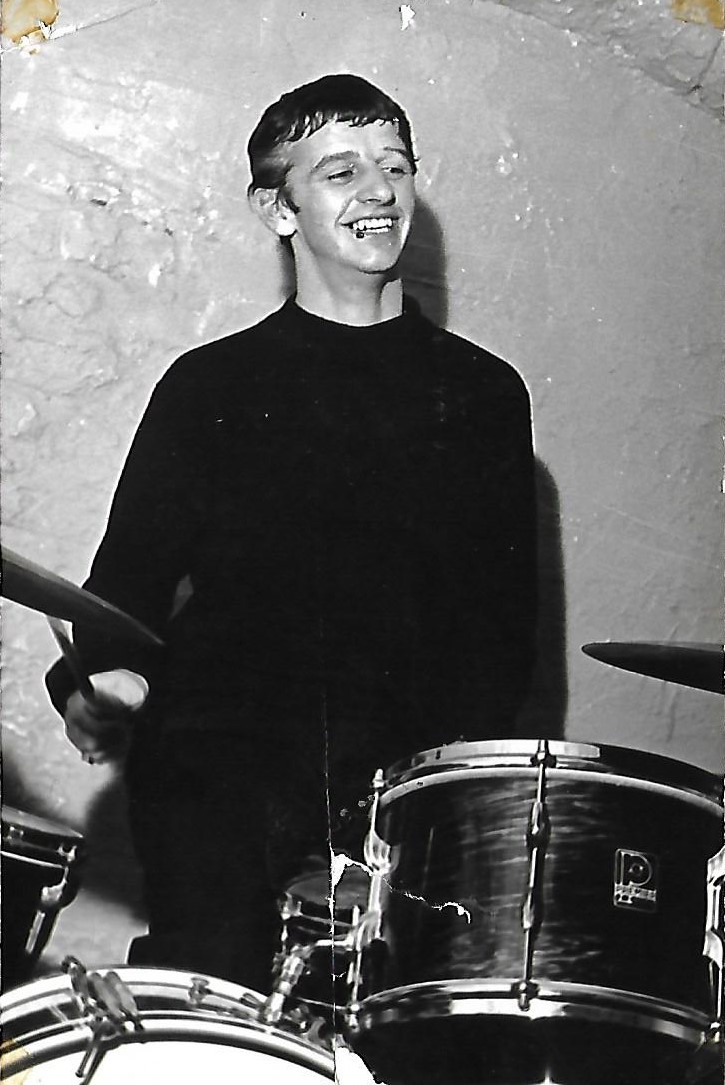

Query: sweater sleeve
left=45, top=355, right=210, bottom=715
left=450, top=358, right=539, bottom=737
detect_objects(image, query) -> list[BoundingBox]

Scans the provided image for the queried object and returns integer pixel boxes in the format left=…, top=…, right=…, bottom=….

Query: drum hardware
left=515, top=738, right=555, bottom=1012
left=263, top=944, right=317, bottom=1024
left=187, top=975, right=212, bottom=1008
left=5, top=824, right=82, bottom=960
left=0, top=967, right=336, bottom=1081
left=267, top=921, right=363, bottom=1024
left=2, top=807, right=85, bottom=988
left=62, top=956, right=144, bottom=1084
left=26, top=860, right=78, bottom=958
left=272, top=863, right=369, bottom=1030
left=703, top=842, right=725, bottom=1032
left=346, top=769, right=390, bottom=1030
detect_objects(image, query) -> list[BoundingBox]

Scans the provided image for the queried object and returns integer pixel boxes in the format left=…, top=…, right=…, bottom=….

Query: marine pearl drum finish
left=349, top=740, right=723, bottom=1085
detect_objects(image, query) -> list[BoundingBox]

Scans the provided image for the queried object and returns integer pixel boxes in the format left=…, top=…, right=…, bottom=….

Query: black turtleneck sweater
left=47, top=297, right=537, bottom=757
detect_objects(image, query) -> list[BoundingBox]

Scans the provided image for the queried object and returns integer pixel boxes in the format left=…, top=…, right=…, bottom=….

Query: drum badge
left=613, top=849, right=658, bottom=911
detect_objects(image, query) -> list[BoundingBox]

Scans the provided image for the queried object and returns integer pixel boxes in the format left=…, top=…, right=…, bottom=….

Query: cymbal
left=582, top=641, right=724, bottom=695
left=1, top=547, right=163, bottom=647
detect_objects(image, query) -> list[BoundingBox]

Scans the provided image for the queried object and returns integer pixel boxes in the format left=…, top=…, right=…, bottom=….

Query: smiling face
left=260, top=120, right=416, bottom=286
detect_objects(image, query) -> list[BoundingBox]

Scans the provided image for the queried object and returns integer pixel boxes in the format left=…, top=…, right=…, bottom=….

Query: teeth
left=349, top=217, right=395, bottom=233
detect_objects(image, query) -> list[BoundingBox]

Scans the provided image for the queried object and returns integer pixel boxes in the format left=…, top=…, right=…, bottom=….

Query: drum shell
left=350, top=742, right=724, bottom=1084
left=366, top=768, right=720, bottom=1011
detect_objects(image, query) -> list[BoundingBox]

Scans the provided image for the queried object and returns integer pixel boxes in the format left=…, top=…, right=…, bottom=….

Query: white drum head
left=0, top=967, right=335, bottom=1083
left=2, top=1040, right=332, bottom=1083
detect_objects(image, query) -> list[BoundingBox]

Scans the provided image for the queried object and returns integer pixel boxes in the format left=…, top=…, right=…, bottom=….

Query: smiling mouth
left=347, top=216, right=397, bottom=238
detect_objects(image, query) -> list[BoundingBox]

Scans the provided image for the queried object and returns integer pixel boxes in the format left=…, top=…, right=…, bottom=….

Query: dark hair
left=247, top=73, right=417, bottom=193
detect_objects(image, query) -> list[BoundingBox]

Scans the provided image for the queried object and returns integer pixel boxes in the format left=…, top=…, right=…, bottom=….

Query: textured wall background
left=2, top=0, right=723, bottom=1004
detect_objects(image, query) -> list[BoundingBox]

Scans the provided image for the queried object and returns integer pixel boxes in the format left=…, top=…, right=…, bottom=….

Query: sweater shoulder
left=415, top=313, right=530, bottom=400
left=157, top=307, right=283, bottom=389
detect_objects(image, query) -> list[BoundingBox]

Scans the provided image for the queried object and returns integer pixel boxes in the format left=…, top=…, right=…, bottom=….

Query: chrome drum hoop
left=353, top=979, right=712, bottom=1047
left=0, top=967, right=335, bottom=1082
left=378, top=739, right=722, bottom=813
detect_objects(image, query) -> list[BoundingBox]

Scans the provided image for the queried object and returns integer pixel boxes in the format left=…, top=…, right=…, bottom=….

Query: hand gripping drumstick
left=47, top=615, right=103, bottom=764
left=47, top=615, right=98, bottom=706
left=46, top=614, right=151, bottom=767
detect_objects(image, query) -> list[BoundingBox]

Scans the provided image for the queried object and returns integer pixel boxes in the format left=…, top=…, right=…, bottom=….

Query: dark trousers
left=125, top=735, right=286, bottom=992
left=122, top=694, right=403, bottom=993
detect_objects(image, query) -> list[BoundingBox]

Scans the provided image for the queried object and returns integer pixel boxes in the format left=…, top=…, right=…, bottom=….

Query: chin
left=355, top=249, right=404, bottom=276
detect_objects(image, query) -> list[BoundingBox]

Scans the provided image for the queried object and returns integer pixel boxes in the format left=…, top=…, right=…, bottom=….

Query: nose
left=357, top=164, right=395, bottom=204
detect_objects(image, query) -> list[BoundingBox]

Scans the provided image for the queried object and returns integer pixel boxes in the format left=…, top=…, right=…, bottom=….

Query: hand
left=64, top=670, right=148, bottom=765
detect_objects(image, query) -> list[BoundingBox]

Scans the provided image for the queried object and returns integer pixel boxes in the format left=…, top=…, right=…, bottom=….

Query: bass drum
left=0, top=967, right=335, bottom=1083
left=348, top=739, right=723, bottom=1085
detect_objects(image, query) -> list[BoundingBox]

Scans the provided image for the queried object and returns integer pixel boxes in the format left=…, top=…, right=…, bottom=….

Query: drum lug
left=39, top=858, right=79, bottom=912
left=22, top=858, right=82, bottom=962
left=364, top=769, right=392, bottom=878
left=61, top=957, right=144, bottom=1084
left=347, top=769, right=392, bottom=1025
left=187, top=976, right=211, bottom=1008
left=514, top=739, right=554, bottom=1009
left=703, top=842, right=725, bottom=1032
left=512, top=978, right=540, bottom=1012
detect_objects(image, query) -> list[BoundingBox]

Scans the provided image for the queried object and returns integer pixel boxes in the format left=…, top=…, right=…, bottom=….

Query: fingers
left=65, top=718, right=129, bottom=764
left=64, top=691, right=132, bottom=765
left=62, top=671, right=148, bottom=766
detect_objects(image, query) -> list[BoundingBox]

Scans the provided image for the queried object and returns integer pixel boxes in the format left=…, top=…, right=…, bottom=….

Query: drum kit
left=1, top=546, right=724, bottom=1083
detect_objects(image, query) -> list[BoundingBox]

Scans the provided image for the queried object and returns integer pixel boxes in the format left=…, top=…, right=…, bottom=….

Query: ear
left=248, top=187, right=297, bottom=238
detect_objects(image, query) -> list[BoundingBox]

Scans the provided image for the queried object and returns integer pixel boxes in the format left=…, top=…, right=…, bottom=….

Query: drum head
left=288, top=864, right=370, bottom=914
left=0, top=967, right=335, bottom=1083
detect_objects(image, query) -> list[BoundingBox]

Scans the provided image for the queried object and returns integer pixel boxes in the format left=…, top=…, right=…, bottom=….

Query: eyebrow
left=310, top=147, right=412, bottom=174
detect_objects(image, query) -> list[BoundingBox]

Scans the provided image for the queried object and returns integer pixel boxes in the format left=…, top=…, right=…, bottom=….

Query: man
left=46, top=74, right=537, bottom=994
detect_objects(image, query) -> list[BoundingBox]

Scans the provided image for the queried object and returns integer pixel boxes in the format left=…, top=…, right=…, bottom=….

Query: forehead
left=284, top=119, right=409, bottom=175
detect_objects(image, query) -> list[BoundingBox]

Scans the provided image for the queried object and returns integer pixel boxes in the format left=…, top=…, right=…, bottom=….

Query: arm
left=45, top=355, right=211, bottom=718
left=456, top=360, right=539, bottom=734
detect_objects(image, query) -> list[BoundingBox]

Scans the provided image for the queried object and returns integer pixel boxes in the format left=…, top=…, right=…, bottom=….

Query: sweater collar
left=279, top=293, right=422, bottom=345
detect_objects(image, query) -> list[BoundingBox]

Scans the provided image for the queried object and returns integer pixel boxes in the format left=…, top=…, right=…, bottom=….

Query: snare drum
left=348, top=740, right=723, bottom=1085
left=278, top=865, right=369, bottom=1016
left=2, top=807, right=84, bottom=989
left=0, top=967, right=335, bottom=1082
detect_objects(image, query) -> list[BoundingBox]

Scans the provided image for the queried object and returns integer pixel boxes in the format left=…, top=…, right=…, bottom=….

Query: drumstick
left=47, top=615, right=98, bottom=705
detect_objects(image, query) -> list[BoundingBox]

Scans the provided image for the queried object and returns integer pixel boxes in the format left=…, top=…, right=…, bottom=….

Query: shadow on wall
left=400, top=198, right=448, bottom=327
left=517, top=459, right=568, bottom=740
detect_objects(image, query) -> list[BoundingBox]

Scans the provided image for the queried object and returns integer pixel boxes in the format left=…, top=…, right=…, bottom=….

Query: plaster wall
left=2, top=0, right=723, bottom=977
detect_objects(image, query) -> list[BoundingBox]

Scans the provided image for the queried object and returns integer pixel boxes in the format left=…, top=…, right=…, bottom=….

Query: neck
left=294, top=265, right=404, bottom=326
